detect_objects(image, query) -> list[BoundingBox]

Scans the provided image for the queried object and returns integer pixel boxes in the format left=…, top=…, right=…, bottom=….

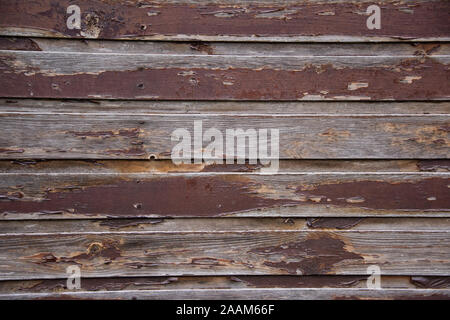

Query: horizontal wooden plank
left=0, top=275, right=448, bottom=294
left=0, top=230, right=449, bottom=279
left=1, top=47, right=449, bottom=100
left=0, top=0, right=449, bottom=42
left=1, top=218, right=449, bottom=234
left=3, top=38, right=450, bottom=56
left=0, top=113, right=448, bottom=159
left=2, top=99, right=450, bottom=115
left=1, top=288, right=449, bottom=300
left=1, top=159, right=449, bottom=174
left=1, top=173, right=448, bottom=219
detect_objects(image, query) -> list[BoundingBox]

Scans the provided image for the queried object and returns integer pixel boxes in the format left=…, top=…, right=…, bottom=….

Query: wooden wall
left=0, top=0, right=449, bottom=300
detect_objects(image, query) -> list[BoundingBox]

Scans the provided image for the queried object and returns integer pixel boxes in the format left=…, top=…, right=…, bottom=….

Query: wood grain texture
left=1, top=159, right=449, bottom=174
left=0, top=0, right=449, bottom=42
left=0, top=1, right=449, bottom=301
left=1, top=288, right=449, bottom=300
left=0, top=113, right=448, bottom=159
left=0, top=172, right=448, bottom=219
left=1, top=275, right=449, bottom=294
left=1, top=217, right=449, bottom=234
left=0, top=230, right=449, bottom=280
left=2, top=38, right=450, bottom=56
left=2, top=98, right=450, bottom=114
left=1, top=44, right=449, bottom=100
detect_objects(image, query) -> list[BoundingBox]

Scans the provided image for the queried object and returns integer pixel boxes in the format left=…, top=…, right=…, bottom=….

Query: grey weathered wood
left=1, top=218, right=449, bottom=234
left=1, top=159, right=448, bottom=174
left=0, top=230, right=449, bottom=280
left=0, top=288, right=449, bottom=300
left=0, top=113, right=448, bottom=159
left=1, top=99, right=450, bottom=115
left=2, top=38, right=450, bottom=56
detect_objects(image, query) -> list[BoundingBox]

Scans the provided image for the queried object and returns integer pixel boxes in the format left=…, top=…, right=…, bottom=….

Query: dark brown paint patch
left=99, top=219, right=165, bottom=229
left=232, top=275, right=366, bottom=288
left=2, top=177, right=449, bottom=217
left=249, top=232, right=363, bottom=275
left=306, top=218, right=364, bottom=230
left=0, top=38, right=41, bottom=51
left=411, top=276, right=450, bottom=289
left=417, top=160, right=450, bottom=172
left=296, top=178, right=450, bottom=210
left=0, top=176, right=297, bottom=217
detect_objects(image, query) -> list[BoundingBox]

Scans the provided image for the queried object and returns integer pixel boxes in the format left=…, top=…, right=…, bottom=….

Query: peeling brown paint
left=190, top=42, right=214, bottom=55
left=201, top=163, right=263, bottom=172
left=250, top=232, right=363, bottom=275
left=0, top=176, right=297, bottom=217
left=417, top=160, right=450, bottom=172
left=0, top=148, right=25, bottom=154
left=99, top=219, right=165, bottom=229
left=0, top=1, right=449, bottom=40
left=232, top=275, right=367, bottom=288
left=296, top=178, right=449, bottom=210
left=306, top=218, right=364, bottom=230
left=1, top=57, right=449, bottom=100
left=2, top=176, right=448, bottom=217
left=0, top=37, right=41, bottom=51
left=410, top=276, right=450, bottom=289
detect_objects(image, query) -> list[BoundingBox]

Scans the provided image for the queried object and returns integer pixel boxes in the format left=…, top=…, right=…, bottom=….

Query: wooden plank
left=0, top=1, right=449, bottom=42
left=0, top=275, right=448, bottom=294
left=2, top=38, right=450, bottom=56
left=0, top=217, right=449, bottom=234
left=0, top=230, right=449, bottom=279
left=0, top=113, right=448, bottom=159
left=1, top=288, right=449, bottom=300
left=1, top=99, right=450, bottom=115
left=0, top=173, right=448, bottom=219
left=1, top=159, right=449, bottom=174
left=1, top=47, right=449, bottom=100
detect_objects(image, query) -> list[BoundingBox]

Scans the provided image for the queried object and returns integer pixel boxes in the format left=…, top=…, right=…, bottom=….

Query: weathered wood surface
left=2, top=288, right=449, bottom=300
left=3, top=38, right=450, bottom=56
left=1, top=41, right=449, bottom=100
left=0, top=1, right=449, bottom=42
left=1, top=275, right=449, bottom=294
left=0, top=1, right=449, bottom=301
left=2, top=98, right=450, bottom=114
left=0, top=112, right=448, bottom=159
left=1, top=159, right=449, bottom=174
left=1, top=217, right=449, bottom=234
left=0, top=230, right=449, bottom=279
left=1, top=172, right=448, bottom=219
